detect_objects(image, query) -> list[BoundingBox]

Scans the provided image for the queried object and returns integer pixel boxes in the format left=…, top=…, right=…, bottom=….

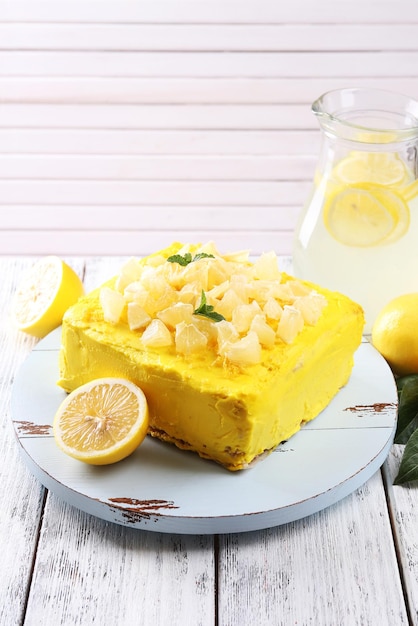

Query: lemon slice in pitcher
left=53, top=378, right=149, bottom=465
left=324, top=184, right=410, bottom=247
left=403, top=179, right=418, bottom=202
left=333, top=152, right=410, bottom=186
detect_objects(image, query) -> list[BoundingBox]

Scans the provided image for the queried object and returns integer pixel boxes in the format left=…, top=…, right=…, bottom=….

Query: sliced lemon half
left=333, top=152, right=410, bottom=187
left=12, top=256, right=84, bottom=338
left=324, top=184, right=410, bottom=247
left=53, top=378, right=149, bottom=465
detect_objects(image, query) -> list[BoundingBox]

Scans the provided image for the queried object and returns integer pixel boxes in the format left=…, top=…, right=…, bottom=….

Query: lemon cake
left=58, top=242, right=364, bottom=471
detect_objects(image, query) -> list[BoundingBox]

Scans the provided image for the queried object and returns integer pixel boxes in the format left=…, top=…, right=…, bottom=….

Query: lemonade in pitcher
left=292, top=88, right=418, bottom=333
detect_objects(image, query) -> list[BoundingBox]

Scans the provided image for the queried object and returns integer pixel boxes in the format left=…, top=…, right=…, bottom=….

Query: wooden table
left=1, top=255, right=417, bottom=626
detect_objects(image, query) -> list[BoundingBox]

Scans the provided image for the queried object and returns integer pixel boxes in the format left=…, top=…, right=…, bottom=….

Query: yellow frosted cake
left=58, top=242, right=364, bottom=470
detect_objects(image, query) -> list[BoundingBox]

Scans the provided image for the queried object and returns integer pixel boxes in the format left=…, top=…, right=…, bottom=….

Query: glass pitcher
left=292, top=88, right=418, bottom=333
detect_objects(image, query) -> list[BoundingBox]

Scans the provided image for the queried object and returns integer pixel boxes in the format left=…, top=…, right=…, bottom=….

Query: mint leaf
left=194, top=290, right=225, bottom=322
left=192, top=253, right=215, bottom=262
left=395, top=375, right=418, bottom=444
left=167, top=252, right=193, bottom=266
left=167, top=252, right=215, bottom=267
left=394, top=428, right=418, bottom=485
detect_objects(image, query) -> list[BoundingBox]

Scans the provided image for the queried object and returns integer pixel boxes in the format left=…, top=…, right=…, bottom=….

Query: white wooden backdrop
left=1, top=0, right=418, bottom=256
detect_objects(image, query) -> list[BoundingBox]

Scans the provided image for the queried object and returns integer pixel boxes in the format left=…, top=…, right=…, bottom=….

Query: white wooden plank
left=1, top=1, right=417, bottom=25
left=0, top=155, right=314, bottom=181
left=1, top=51, right=418, bottom=78
left=382, top=447, right=418, bottom=624
left=0, top=259, right=48, bottom=626
left=0, top=229, right=293, bottom=256
left=0, top=104, right=311, bottom=130
left=0, top=180, right=309, bottom=205
left=25, top=494, right=215, bottom=626
left=0, top=129, right=320, bottom=155
left=21, top=251, right=214, bottom=624
left=1, top=77, right=418, bottom=105
left=0, top=205, right=300, bottom=230
left=0, top=24, right=418, bottom=51
left=218, top=471, right=409, bottom=626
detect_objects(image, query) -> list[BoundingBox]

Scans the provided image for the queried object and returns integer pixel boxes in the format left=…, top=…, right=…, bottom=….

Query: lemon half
left=12, top=256, right=84, bottom=338
left=53, top=378, right=149, bottom=465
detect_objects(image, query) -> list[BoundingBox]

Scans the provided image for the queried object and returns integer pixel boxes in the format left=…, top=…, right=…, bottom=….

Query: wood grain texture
left=1, top=23, right=418, bottom=51
left=218, top=472, right=409, bottom=626
left=0, top=180, right=308, bottom=206
left=0, top=155, right=315, bottom=180
left=1, top=77, right=418, bottom=105
left=25, top=495, right=215, bottom=626
left=0, top=0, right=418, bottom=255
left=383, top=447, right=418, bottom=626
left=1, top=1, right=417, bottom=24
left=0, top=259, right=46, bottom=626
left=2, top=51, right=418, bottom=78
left=0, top=104, right=313, bottom=128
left=0, top=231, right=294, bottom=257
left=0, top=206, right=299, bottom=230
left=0, top=129, right=319, bottom=155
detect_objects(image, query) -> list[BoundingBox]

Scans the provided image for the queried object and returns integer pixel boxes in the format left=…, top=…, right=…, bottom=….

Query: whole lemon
left=372, top=293, right=418, bottom=375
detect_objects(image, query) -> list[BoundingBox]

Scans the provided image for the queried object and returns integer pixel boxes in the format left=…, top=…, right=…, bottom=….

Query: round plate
left=11, top=328, right=397, bottom=534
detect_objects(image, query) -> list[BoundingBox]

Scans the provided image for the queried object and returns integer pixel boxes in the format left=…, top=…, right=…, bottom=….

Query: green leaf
left=395, top=375, right=418, bottom=444
left=394, top=428, right=418, bottom=485
left=166, top=251, right=215, bottom=267
left=192, top=252, right=215, bottom=262
left=167, top=252, right=193, bottom=266
left=194, top=290, right=225, bottom=322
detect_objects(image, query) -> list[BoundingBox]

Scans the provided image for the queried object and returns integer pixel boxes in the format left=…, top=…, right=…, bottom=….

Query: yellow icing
left=58, top=244, right=364, bottom=470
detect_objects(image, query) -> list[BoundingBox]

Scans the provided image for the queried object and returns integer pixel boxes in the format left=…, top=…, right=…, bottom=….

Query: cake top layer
left=62, top=243, right=364, bottom=388
left=99, top=242, right=329, bottom=364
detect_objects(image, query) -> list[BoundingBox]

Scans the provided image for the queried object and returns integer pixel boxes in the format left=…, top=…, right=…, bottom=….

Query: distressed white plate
left=11, top=328, right=397, bottom=534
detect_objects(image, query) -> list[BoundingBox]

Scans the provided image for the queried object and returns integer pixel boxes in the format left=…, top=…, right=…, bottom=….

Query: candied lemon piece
left=100, top=287, right=125, bottom=324
left=250, top=314, right=276, bottom=347
left=175, top=321, right=208, bottom=354
left=254, top=251, right=282, bottom=280
left=53, top=378, right=149, bottom=465
left=232, top=301, right=261, bottom=333
left=222, top=331, right=262, bottom=366
left=216, top=319, right=240, bottom=351
left=157, top=302, right=194, bottom=329
left=216, top=288, right=246, bottom=320
left=142, top=319, right=173, bottom=347
left=294, top=293, right=327, bottom=325
left=115, top=257, right=143, bottom=292
left=127, top=302, right=151, bottom=331
left=277, top=306, right=304, bottom=344
left=263, top=297, right=283, bottom=321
